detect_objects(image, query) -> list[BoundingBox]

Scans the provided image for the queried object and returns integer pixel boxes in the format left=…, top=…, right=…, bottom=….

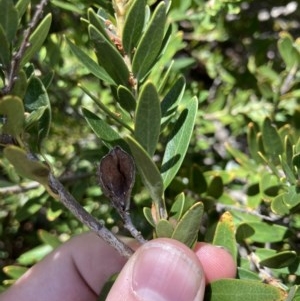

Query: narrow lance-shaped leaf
left=126, top=136, right=167, bottom=220
left=0, top=0, right=18, bottom=42
left=89, top=25, right=130, bottom=87
left=247, top=122, right=262, bottom=163
left=82, top=107, right=128, bottom=151
left=24, top=76, right=51, bottom=150
left=161, top=76, right=186, bottom=128
left=0, top=25, right=10, bottom=67
left=66, top=38, right=115, bottom=85
left=134, top=81, right=161, bottom=156
left=15, top=0, right=31, bottom=19
left=262, top=117, right=283, bottom=161
left=132, top=2, right=166, bottom=80
left=278, top=32, right=300, bottom=69
left=122, top=0, right=146, bottom=57
left=161, top=96, right=198, bottom=189
left=117, top=85, right=136, bottom=112
left=20, top=13, right=52, bottom=67
left=87, top=8, right=111, bottom=43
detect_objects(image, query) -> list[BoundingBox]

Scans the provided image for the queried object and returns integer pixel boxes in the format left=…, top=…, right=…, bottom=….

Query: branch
left=48, top=173, right=134, bottom=258
left=0, top=172, right=92, bottom=195
left=2, top=0, right=50, bottom=95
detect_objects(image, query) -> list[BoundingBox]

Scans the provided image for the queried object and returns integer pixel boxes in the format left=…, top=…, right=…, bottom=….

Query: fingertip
left=194, top=242, right=237, bottom=283
left=107, top=238, right=206, bottom=301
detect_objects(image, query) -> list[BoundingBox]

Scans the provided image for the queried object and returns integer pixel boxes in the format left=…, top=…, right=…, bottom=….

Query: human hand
left=0, top=232, right=236, bottom=301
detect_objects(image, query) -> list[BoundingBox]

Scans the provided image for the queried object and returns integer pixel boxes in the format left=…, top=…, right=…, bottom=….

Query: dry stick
left=48, top=173, right=134, bottom=258
left=2, top=0, right=50, bottom=95
left=118, top=209, right=147, bottom=245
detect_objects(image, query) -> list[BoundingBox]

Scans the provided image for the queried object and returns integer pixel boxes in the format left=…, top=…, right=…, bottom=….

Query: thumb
left=106, top=238, right=205, bottom=301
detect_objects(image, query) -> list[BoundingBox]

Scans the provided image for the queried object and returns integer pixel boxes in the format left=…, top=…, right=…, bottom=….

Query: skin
left=0, top=232, right=236, bottom=301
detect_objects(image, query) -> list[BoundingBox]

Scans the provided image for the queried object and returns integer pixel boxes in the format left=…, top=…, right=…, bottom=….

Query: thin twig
left=2, top=0, right=50, bottom=95
left=119, top=210, right=147, bottom=244
left=280, top=64, right=298, bottom=95
left=48, top=173, right=134, bottom=258
left=0, top=181, right=40, bottom=194
left=0, top=172, right=92, bottom=195
left=216, top=203, right=280, bottom=222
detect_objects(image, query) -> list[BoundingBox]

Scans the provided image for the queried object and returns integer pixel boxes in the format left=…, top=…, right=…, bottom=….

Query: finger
left=194, top=242, right=237, bottom=283
left=0, top=232, right=128, bottom=301
left=106, top=238, right=205, bottom=301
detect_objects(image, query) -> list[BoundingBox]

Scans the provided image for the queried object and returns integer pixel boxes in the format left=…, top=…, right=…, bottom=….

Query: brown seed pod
left=98, top=146, right=135, bottom=211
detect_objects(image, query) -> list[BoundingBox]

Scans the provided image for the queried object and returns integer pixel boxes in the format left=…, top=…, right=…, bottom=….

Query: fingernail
left=132, top=241, right=203, bottom=301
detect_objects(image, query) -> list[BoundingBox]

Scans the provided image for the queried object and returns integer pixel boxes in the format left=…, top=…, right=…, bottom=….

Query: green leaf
left=245, top=222, right=288, bottom=243
left=15, top=196, right=44, bottom=222
left=189, top=164, right=207, bottom=194
left=155, top=219, right=174, bottom=238
left=3, top=145, right=50, bottom=186
left=161, top=96, right=198, bottom=189
left=292, top=153, right=300, bottom=172
left=161, top=76, right=186, bottom=128
left=0, top=95, right=25, bottom=137
left=272, top=186, right=300, bottom=214
left=79, top=85, right=133, bottom=132
left=225, top=142, right=257, bottom=170
left=11, top=70, right=28, bottom=99
left=89, top=25, right=130, bottom=87
left=172, top=202, right=203, bottom=248
left=66, top=38, right=115, bottom=85
left=87, top=8, right=111, bottom=43
left=132, top=2, right=166, bottom=80
left=236, top=223, right=255, bottom=243
left=126, top=135, right=166, bottom=219
left=205, top=279, right=286, bottom=301
left=247, top=122, right=263, bottom=163
left=15, top=0, right=31, bottom=19
left=143, top=207, right=155, bottom=227
left=170, top=192, right=185, bottom=221
left=3, top=265, right=28, bottom=280
left=134, top=81, right=161, bottom=156
left=237, top=268, right=260, bottom=281
left=0, top=0, right=18, bottom=42
left=0, top=25, right=10, bottom=67
left=279, top=155, right=296, bottom=185
left=50, top=0, right=83, bottom=14
left=158, top=60, right=174, bottom=93
left=259, top=251, right=297, bottom=269
left=213, top=211, right=237, bottom=262
left=260, top=173, right=281, bottom=196
left=38, top=229, right=61, bottom=249
left=271, top=193, right=290, bottom=215
left=262, top=117, right=283, bottom=160
left=82, top=107, right=128, bottom=150
left=17, top=244, right=53, bottom=265
left=20, top=13, right=52, bottom=67
left=207, top=175, right=223, bottom=199
left=24, top=76, right=51, bottom=150
left=25, top=106, right=47, bottom=129
left=122, top=0, right=146, bottom=56
left=117, top=85, right=136, bottom=112
left=278, top=32, right=300, bottom=69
